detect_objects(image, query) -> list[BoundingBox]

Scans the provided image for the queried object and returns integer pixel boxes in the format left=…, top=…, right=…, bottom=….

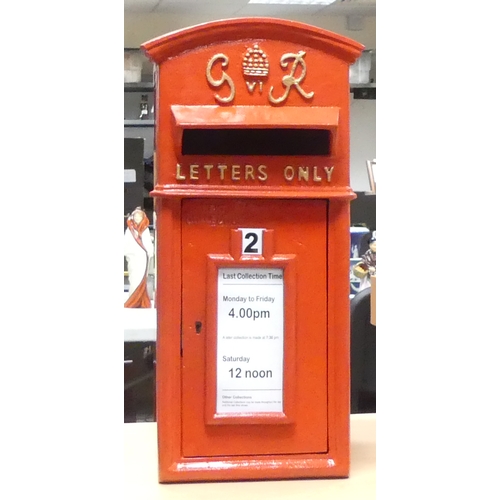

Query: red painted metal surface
left=182, top=199, right=326, bottom=457
left=142, top=17, right=363, bottom=483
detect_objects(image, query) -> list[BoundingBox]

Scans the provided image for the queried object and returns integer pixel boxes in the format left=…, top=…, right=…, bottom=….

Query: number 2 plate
left=240, top=228, right=264, bottom=255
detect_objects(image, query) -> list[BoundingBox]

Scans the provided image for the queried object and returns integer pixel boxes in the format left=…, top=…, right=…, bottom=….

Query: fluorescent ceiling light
left=248, top=0, right=338, bottom=5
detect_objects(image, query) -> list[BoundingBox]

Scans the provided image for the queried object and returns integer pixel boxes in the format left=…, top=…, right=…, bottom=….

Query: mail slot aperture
left=182, top=128, right=331, bottom=156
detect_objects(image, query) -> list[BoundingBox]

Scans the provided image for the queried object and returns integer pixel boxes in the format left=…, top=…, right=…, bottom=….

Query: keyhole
left=195, top=321, right=202, bottom=334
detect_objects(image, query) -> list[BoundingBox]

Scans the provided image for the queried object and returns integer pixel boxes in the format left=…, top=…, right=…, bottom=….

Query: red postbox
left=142, top=18, right=364, bottom=483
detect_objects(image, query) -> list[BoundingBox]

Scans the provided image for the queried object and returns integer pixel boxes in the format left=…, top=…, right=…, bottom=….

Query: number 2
left=244, top=232, right=258, bottom=253
left=240, top=228, right=264, bottom=255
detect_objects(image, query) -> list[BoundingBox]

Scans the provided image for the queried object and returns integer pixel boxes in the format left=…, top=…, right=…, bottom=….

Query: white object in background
left=124, top=307, right=157, bottom=342
left=349, top=51, right=372, bottom=84
left=125, top=226, right=154, bottom=297
left=124, top=51, right=143, bottom=83
left=124, top=169, right=137, bottom=183
left=366, top=158, right=376, bottom=193
left=124, top=209, right=155, bottom=307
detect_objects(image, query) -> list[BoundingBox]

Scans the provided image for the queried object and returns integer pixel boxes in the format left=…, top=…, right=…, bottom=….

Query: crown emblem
left=242, top=44, right=270, bottom=79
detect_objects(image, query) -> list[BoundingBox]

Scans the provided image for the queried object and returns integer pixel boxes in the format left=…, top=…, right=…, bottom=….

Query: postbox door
left=181, top=198, right=328, bottom=458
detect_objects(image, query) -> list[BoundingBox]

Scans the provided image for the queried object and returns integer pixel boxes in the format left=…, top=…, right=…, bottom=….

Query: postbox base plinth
left=159, top=455, right=349, bottom=483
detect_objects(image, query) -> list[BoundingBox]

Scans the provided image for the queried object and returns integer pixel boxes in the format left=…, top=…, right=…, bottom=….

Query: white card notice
left=216, top=268, right=284, bottom=414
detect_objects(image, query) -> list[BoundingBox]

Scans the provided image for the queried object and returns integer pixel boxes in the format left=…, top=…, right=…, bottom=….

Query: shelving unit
left=124, top=55, right=157, bottom=424
left=124, top=51, right=157, bottom=422
left=124, top=119, right=155, bottom=127
left=124, top=81, right=155, bottom=127
left=124, top=49, right=155, bottom=226
left=349, top=49, right=376, bottom=100
left=124, top=82, right=155, bottom=92
left=351, top=85, right=376, bottom=100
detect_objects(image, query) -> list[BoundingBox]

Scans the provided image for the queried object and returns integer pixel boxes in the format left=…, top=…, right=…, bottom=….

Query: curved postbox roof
left=142, top=17, right=363, bottom=64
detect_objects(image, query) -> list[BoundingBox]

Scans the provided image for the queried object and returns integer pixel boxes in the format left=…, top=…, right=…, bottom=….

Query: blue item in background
left=349, top=258, right=363, bottom=296
left=350, top=226, right=370, bottom=259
